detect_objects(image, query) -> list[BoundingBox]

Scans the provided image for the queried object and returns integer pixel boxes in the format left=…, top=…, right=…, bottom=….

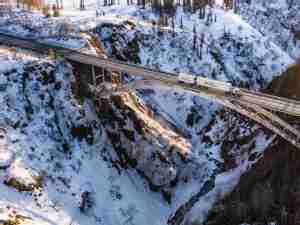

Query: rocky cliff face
left=0, top=3, right=298, bottom=224
left=93, top=16, right=292, bottom=90
left=93, top=91, right=194, bottom=201
left=204, top=60, right=300, bottom=225
left=204, top=139, right=300, bottom=225
left=91, top=15, right=285, bottom=224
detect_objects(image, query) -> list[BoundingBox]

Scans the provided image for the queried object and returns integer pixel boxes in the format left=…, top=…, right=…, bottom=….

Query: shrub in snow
left=79, top=191, right=94, bottom=213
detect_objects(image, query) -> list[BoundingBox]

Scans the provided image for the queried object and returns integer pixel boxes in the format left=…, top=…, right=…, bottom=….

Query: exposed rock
left=205, top=63, right=300, bottom=224
left=205, top=140, right=300, bottom=225
left=93, top=91, right=198, bottom=199
left=4, top=174, right=44, bottom=193
left=94, top=23, right=141, bottom=64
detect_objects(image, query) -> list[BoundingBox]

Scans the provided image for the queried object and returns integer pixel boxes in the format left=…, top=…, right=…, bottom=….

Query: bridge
left=0, top=32, right=300, bottom=149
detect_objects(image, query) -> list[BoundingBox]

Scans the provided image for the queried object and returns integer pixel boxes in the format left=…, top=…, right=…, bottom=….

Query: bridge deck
left=1, top=32, right=300, bottom=149
left=1, top=32, right=299, bottom=116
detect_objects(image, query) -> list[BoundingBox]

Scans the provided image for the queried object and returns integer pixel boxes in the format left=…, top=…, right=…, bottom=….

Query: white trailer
left=196, top=77, right=232, bottom=93
left=178, top=73, right=242, bottom=97
left=178, top=73, right=196, bottom=85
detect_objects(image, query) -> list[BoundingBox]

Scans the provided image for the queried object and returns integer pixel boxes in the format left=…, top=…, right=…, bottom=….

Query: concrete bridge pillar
left=68, top=60, right=124, bottom=99
left=69, top=60, right=94, bottom=98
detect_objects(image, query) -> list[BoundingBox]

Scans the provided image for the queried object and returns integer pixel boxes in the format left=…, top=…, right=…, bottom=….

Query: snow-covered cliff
left=0, top=2, right=298, bottom=225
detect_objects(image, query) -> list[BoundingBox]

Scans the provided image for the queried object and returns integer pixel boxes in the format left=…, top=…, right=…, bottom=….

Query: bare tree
left=180, top=15, right=183, bottom=29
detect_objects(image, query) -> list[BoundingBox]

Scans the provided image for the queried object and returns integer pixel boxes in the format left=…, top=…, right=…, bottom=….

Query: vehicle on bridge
left=178, top=73, right=196, bottom=84
left=178, top=73, right=241, bottom=97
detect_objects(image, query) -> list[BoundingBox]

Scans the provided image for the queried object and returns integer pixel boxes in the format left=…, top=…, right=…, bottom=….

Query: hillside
left=238, top=0, right=300, bottom=59
left=0, top=1, right=299, bottom=225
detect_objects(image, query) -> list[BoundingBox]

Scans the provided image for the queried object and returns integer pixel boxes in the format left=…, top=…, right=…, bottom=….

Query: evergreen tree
left=180, top=16, right=183, bottom=29
left=193, top=24, right=197, bottom=50
left=171, top=16, right=175, bottom=37
left=80, top=0, right=85, bottom=10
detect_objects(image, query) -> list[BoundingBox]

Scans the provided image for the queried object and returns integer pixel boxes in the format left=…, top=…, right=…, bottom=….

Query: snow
left=0, top=50, right=215, bottom=225
left=91, top=5, right=293, bottom=90
left=0, top=55, right=174, bottom=225
left=0, top=128, right=13, bottom=168
left=0, top=47, right=38, bottom=72
left=0, top=46, right=236, bottom=225
left=89, top=4, right=293, bottom=222
left=39, top=37, right=86, bottom=50
left=186, top=162, right=248, bottom=224
left=0, top=1, right=297, bottom=225
left=186, top=132, right=275, bottom=224
left=238, top=0, right=300, bottom=58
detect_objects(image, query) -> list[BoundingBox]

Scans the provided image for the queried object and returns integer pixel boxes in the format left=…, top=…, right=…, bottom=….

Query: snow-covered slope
left=0, top=55, right=173, bottom=225
left=0, top=2, right=297, bottom=225
left=94, top=6, right=293, bottom=90
left=0, top=49, right=272, bottom=225
left=238, top=0, right=300, bottom=58
left=0, top=46, right=217, bottom=225
left=91, top=5, right=295, bottom=224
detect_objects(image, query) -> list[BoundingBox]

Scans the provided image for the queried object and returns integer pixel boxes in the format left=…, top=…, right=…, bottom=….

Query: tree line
left=100, top=0, right=239, bottom=15
left=2, top=0, right=86, bottom=12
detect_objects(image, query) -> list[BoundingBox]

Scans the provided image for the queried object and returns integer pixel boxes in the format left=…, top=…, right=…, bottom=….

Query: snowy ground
left=238, top=0, right=300, bottom=59
left=0, top=51, right=273, bottom=225
left=0, top=52, right=173, bottom=225
left=92, top=5, right=293, bottom=89
left=0, top=47, right=236, bottom=225
left=0, top=1, right=298, bottom=225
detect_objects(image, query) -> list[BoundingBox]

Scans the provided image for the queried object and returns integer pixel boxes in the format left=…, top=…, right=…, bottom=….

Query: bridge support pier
left=91, top=65, right=96, bottom=85
left=225, top=108, right=235, bottom=130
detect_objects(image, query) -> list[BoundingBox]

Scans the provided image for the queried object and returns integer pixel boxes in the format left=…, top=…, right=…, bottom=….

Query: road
left=71, top=52, right=300, bottom=117
left=0, top=32, right=300, bottom=116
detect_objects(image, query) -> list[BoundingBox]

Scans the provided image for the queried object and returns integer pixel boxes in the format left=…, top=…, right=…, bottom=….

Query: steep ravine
left=204, top=140, right=300, bottom=225
left=1, top=4, right=299, bottom=225
left=90, top=20, right=280, bottom=224
left=91, top=91, right=194, bottom=202
left=204, top=61, right=300, bottom=225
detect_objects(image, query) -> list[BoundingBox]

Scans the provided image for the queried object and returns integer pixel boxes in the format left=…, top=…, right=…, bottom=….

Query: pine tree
left=198, top=32, right=204, bottom=59
left=234, top=0, right=239, bottom=13
left=171, top=16, right=175, bottom=37
left=205, top=7, right=213, bottom=26
left=180, top=16, right=183, bottom=29
left=288, top=0, right=294, bottom=9
left=80, top=0, right=85, bottom=10
left=193, top=24, right=196, bottom=50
